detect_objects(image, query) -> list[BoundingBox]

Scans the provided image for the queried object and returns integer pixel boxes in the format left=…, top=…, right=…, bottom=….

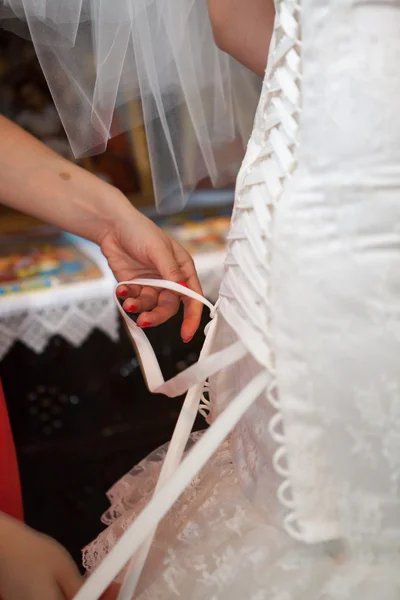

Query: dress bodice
left=207, top=3, right=300, bottom=532
left=209, top=0, right=400, bottom=546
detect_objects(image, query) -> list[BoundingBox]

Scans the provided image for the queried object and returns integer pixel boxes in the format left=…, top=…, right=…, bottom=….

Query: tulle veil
left=0, top=0, right=261, bottom=212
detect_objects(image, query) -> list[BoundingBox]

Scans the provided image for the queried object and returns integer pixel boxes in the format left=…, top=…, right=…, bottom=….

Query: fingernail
left=179, top=281, right=189, bottom=288
left=138, top=321, right=152, bottom=328
left=126, top=304, right=136, bottom=313
left=183, top=336, right=193, bottom=343
left=118, top=289, right=127, bottom=297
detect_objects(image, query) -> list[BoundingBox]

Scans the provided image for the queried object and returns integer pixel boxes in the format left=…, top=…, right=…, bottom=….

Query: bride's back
left=211, top=0, right=400, bottom=548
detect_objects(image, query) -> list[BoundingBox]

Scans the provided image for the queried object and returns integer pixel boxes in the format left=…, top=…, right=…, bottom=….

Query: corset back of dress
left=207, top=170, right=281, bottom=522
left=210, top=0, right=400, bottom=548
left=207, top=9, right=296, bottom=527
left=207, top=147, right=281, bottom=522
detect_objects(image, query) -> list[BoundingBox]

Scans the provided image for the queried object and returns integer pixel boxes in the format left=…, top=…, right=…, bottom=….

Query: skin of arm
left=207, top=0, right=275, bottom=77
left=0, top=114, right=131, bottom=245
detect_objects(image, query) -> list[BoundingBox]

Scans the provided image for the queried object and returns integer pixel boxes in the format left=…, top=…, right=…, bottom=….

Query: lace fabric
left=0, top=298, right=119, bottom=359
left=83, top=433, right=400, bottom=600
left=82, top=433, right=239, bottom=583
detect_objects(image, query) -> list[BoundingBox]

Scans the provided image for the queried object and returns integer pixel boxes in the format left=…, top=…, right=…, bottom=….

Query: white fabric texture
left=81, top=0, right=400, bottom=598
left=0, top=0, right=260, bottom=213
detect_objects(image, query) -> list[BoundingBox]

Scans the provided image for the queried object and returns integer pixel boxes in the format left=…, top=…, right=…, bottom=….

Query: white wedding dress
left=82, top=1, right=400, bottom=598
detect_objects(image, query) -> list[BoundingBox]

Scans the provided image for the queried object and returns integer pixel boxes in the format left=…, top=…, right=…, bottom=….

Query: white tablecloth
left=0, top=236, right=224, bottom=360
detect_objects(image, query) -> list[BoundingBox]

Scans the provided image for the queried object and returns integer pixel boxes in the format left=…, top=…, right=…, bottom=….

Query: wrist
left=91, top=186, right=137, bottom=247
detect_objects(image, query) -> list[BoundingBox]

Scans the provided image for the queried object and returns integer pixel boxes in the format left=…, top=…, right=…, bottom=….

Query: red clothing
left=0, top=381, right=23, bottom=520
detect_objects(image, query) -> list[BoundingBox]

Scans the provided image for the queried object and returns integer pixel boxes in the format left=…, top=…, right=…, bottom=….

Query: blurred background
left=0, top=29, right=242, bottom=566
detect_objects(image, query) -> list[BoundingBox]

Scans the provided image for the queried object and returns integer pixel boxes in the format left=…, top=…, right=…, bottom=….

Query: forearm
left=0, top=116, right=132, bottom=244
left=208, top=0, right=275, bottom=77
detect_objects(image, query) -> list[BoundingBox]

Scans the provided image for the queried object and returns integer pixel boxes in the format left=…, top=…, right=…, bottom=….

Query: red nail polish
left=179, top=281, right=189, bottom=288
left=138, top=321, right=152, bottom=328
left=183, top=336, right=193, bottom=343
left=126, top=304, right=137, bottom=313
left=118, top=289, right=127, bottom=297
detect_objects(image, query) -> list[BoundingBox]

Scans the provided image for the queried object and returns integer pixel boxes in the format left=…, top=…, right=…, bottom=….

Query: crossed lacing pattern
left=196, top=1, right=303, bottom=540
left=207, top=0, right=303, bottom=540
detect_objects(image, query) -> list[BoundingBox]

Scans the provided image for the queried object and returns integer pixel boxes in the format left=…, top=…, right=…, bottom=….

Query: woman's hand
left=100, top=203, right=203, bottom=342
left=0, top=514, right=82, bottom=600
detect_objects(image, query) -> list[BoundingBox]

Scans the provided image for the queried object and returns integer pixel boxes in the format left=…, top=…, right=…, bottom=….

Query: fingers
left=118, top=286, right=181, bottom=328
left=122, top=286, right=159, bottom=314
left=171, top=239, right=203, bottom=296
left=118, top=280, right=202, bottom=339
left=116, top=283, right=142, bottom=305
left=180, top=295, right=203, bottom=342
left=137, top=290, right=180, bottom=328
left=171, top=240, right=204, bottom=340
left=115, top=238, right=204, bottom=339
